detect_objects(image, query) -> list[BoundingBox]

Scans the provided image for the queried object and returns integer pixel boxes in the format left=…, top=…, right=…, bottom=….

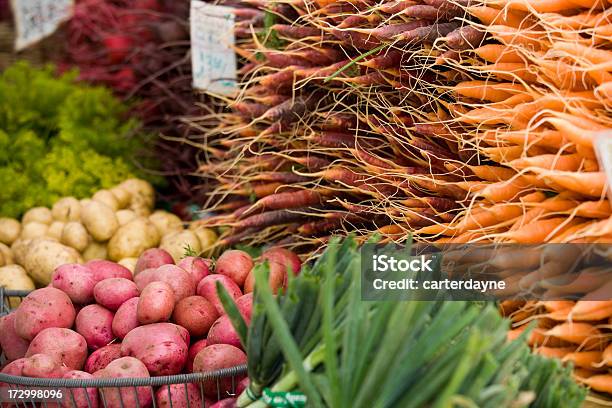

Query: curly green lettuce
left=0, top=62, right=161, bottom=218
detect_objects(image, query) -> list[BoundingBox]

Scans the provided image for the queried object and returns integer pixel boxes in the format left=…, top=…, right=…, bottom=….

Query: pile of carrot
left=502, top=299, right=612, bottom=395
left=194, top=0, right=611, bottom=249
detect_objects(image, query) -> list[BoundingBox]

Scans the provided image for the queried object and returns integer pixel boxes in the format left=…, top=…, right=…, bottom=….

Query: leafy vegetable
left=0, top=62, right=161, bottom=217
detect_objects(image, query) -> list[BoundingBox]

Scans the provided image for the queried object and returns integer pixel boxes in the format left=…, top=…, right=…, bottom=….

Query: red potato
left=121, top=323, right=189, bottom=376
left=178, top=256, right=210, bottom=285
left=93, top=357, right=152, bottom=408
left=51, top=263, right=97, bottom=304
left=243, top=266, right=284, bottom=294
left=22, top=353, right=67, bottom=378
left=134, top=264, right=196, bottom=302
left=86, top=259, right=132, bottom=282
left=138, top=281, right=175, bottom=324
left=155, top=383, right=203, bottom=408
left=14, top=287, right=76, bottom=341
left=75, top=304, right=115, bottom=350
left=26, top=328, right=87, bottom=370
left=197, top=275, right=243, bottom=315
left=84, top=344, right=122, bottom=373
left=62, top=370, right=99, bottom=408
left=207, top=315, right=242, bottom=350
left=193, top=344, right=247, bottom=398
left=245, top=247, right=302, bottom=293
left=94, top=278, right=139, bottom=311
left=236, top=293, right=253, bottom=322
left=210, top=398, right=238, bottom=408
left=172, top=296, right=218, bottom=337
left=0, top=313, right=29, bottom=362
left=112, top=297, right=139, bottom=339
left=215, top=250, right=253, bottom=287
left=186, top=339, right=207, bottom=373
left=1, top=358, right=25, bottom=375
left=134, top=248, right=174, bottom=275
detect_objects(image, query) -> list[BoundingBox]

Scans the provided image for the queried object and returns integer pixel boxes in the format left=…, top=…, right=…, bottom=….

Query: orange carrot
left=469, top=165, right=517, bottom=182
left=545, top=322, right=602, bottom=349
left=539, top=300, right=576, bottom=312
left=473, top=44, right=526, bottom=64
left=537, top=170, right=607, bottom=197
left=573, top=201, right=611, bottom=218
left=475, top=62, right=539, bottom=83
left=493, top=0, right=584, bottom=13
left=563, top=351, right=603, bottom=369
left=579, top=374, right=612, bottom=393
left=469, top=6, right=534, bottom=28
left=454, top=80, right=527, bottom=102
left=509, top=154, right=584, bottom=172
left=535, top=346, right=575, bottom=358
left=480, top=129, right=568, bottom=149
left=488, top=25, right=549, bottom=49
left=570, top=301, right=612, bottom=321
left=545, top=117, right=602, bottom=148
left=602, top=342, right=612, bottom=365
left=498, top=217, right=579, bottom=243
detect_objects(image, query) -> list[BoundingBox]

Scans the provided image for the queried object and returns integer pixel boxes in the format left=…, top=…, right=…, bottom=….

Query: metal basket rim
left=0, top=364, right=248, bottom=387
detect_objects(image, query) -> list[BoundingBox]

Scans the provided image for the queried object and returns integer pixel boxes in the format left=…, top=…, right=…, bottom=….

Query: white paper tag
left=190, top=1, right=237, bottom=96
left=10, top=0, right=74, bottom=51
left=594, top=131, right=612, bottom=203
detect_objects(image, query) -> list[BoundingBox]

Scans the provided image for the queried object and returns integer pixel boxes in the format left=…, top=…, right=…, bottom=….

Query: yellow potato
left=51, top=197, right=81, bottom=222
left=81, top=201, right=119, bottom=241
left=107, top=217, right=160, bottom=261
left=120, top=178, right=155, bottom=212
left=110, top=186, right=131, bottom=209
left=0, top=251, right=4, bottom=267
left=83, top=240, right=108, bottom=261
left=0, top=218, right=21, bottom=245
left=0, top=265, right=35, bottom=307
left=118, top=257, right=138, bottom=274
left=22, top=207, right=53, bottom=225
left=116, top=209, right=137, bottom=226
left=11, top=239, right=32, bottom=265
left=47, top=221, right=65, bottom=241
left=191, top=226, right=218, bottom=251
left=93, top=190, right=120, bottom=212
left=23, top=239, right=83, bottom=285
left=149, top=210, right=183, bottom=236
left=0, top=243, right=13, bottom=265
left=160, top=230, right=201, bottom=262
left=20, top=222, right=49, bottom=240
left=61, top=222, right=90, bottom=252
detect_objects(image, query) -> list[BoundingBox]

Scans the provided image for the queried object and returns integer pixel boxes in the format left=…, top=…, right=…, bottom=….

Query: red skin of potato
left=172, top=296, right=218, bottom=338
left=52, top=263, right=97, bottom=304
left=0, top=313, right=29, bottom=362
left=137, top=281, right=175, bottom=324
left=196, top=275, right=243, bottom=315
left=235, top=293, right=253, bottom=323
left=237, top=377, right=249, bottom=395
left=93, top=357, right=152, bottom=408
left=121, top=323, right=189, bottom=376
left=209, top=398, right=238, bottom=408
left=207, top=315, right=242, bottom=350
left=75, top=304, right=115, bottom=350
left=94, top=278, right=139, bottom=311
left=244, top=248, right=302, bottom=294
left=14, top=287, right=76, bottom=341
left=134, top=265, right=195, bottom=302
left=177, top=256, right=210, bottom=285
left=215, top=250, right=253, bottom=287
left=62, top=370, right=99, bottom=408
left=193, top=344, right=247, bottom=398
left=84, top=343, right=122, bottom=374
left=155, top=383, right=203, bottom=408
left=86, top=260, right=132, bottom=282
left=134, top=248, right=174, bottom=275
left=186, top=339, right=207, bottom=373
left=26, top=328, right=87, bottom=370
left=111, top=297, right=139, bottom=339
left=22, top=353, right=67, bottom=378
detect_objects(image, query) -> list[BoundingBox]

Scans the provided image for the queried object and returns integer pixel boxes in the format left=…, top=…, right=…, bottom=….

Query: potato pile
left=0, top=178, right=218, bottom=286
left=0, top=245, right=301, bottom=407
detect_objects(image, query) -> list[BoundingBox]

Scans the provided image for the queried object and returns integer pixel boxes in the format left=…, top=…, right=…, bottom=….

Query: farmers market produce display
left=0, top=178, right=218, bottom=286
left=0, top=239, right=302, bottom=406
left=0, top=62, right=160, bottom=219
left=194, top=0, right=611, bottom=251
left=221, top=238, right=586, bottom=407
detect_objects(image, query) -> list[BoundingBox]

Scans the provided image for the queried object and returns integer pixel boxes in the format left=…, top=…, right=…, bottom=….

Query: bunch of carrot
left=501, top=299, right=612, bottom=396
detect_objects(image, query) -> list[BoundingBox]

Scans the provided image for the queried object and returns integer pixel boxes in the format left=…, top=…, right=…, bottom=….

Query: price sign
left=190, top=1, right=237, bottom=96
left=595, top=131, right=612, bottom=203
left=10, top=0, right=74, bottom=51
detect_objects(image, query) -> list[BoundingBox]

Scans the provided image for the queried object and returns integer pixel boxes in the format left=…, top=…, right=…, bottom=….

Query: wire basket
left=0, top=288, right=248, bottom=407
